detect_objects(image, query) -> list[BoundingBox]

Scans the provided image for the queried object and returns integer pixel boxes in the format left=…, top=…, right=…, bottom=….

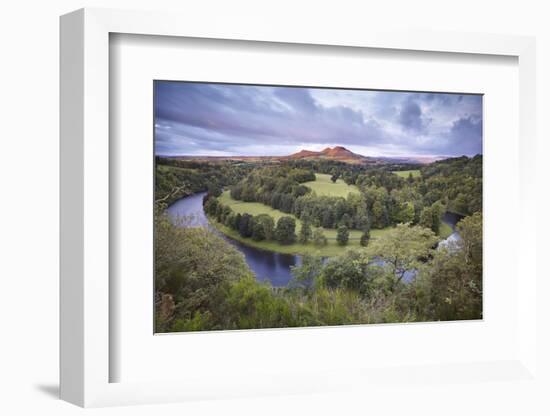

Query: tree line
left=229, top=166, right=442, bottom=234
left=204, top=196, right=342, bottom=246
left=286, top=156, right=482, bottom=218
left=155, top=157, right=254, bottom=205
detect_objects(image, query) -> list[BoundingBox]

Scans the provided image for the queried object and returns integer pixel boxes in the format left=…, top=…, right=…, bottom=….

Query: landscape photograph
left=154, top=81, right=483, bottom=333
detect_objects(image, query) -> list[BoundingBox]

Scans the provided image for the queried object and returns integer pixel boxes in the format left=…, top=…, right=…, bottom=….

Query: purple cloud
left=154, top=81, right=482, bottom=157
left=399, top=100, right=427, bottom=133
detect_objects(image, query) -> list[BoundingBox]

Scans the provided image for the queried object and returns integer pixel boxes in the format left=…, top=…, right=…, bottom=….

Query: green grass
left=210, top=220, right=362, bottom=257
left=392, top=170, right=421, bottom=178
left=157, top=164, right=198, bottom=174
left=214, top=172, right=449, bottom=256
left=217, top=190, right=392, bottom=256
left=303, top=173, right=360, bottom=198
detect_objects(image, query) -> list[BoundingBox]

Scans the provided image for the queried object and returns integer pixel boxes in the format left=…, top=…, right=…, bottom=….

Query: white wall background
left=0, top=0, right=548, bottom=414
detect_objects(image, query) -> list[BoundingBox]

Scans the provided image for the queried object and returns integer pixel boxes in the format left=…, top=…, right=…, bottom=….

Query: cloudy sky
left=154, top=81, right=482, bottom=158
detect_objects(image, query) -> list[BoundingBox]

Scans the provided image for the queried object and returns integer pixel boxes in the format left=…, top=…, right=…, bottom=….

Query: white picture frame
left=60, top=7, right=538, bottom=408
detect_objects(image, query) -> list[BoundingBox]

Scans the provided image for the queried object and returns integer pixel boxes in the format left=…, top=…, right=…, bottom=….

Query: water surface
left=166, top=193, right=463, bottom=287
left=167, top=192, right=300, bottom=286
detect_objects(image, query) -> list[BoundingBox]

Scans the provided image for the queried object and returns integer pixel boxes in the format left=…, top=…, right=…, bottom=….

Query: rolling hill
left=163, top=146, right=446, bottom=165
left=284, top=146, right=367, bottom=163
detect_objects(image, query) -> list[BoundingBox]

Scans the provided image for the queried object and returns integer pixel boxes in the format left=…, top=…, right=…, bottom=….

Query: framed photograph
left=153, top=80, right=483, bottom=334
left=60, top=8, right=539, bottom=408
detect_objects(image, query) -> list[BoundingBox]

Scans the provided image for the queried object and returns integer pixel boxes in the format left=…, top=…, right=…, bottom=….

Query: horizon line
left=155, top=153, right=482, bottom=159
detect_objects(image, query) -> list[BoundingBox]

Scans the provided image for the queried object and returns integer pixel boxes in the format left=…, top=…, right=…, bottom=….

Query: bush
left=336, top=225, right=349, bottom=246
left=313, top=228, right=328, bottom=246
left=360, top=229, right=370, bottom=247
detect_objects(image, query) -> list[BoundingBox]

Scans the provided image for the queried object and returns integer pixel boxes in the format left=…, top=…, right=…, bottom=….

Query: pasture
left=303, top=173, right=360, bottom=197
left=217, top=190, right=390, bottom=256
left=392, top=169, right=421, bottom=178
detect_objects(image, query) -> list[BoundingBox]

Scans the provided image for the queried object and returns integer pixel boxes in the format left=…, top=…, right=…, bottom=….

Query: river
left=166, top=192, right=462, bottom=287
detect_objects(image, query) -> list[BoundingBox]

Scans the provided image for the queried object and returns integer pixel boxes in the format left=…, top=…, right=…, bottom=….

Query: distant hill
left=283, top=146, right=368, bottom=164
left=163, top=146, right=447, bottom=165
left=282, top=146, right=445, bottom=165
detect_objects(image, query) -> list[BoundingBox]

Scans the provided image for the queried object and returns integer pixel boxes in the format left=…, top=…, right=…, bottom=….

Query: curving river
left=167, top=192, right=462, bottom=287
left=167, top=192, right=301, bottom=286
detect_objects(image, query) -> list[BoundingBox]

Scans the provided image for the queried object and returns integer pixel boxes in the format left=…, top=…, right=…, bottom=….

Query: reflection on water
left=439, top=212, right=464, bottom=250
left=166, top=192, right=300, bottom=287
left=166, top=192, right=210, bottom=227
left=166, top=193, right=464, bottom=287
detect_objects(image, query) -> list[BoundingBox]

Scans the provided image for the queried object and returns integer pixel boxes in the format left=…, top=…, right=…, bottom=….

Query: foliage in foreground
left=155, top=209, right=483, bottom=332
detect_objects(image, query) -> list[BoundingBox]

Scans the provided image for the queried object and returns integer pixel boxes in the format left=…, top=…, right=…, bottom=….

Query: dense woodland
left=205, top=155, right=482, bottom=245
left=155, top=155, right=483, bottom=332
left=155, top=157, right=253, bottom=205
left=155, top=209, right=482, bottom=331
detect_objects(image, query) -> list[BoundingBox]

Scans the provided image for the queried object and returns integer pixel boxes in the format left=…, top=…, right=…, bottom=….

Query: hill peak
left=321, top=146, right=354, bottom=157
left=286, top=146, right=366, bottom=163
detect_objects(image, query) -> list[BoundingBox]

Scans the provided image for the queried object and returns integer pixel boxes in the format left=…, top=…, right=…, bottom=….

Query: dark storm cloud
left=399, top=99, right=429, bottom=133
left=154, top=81, right=482, bottom=157
left=447, top=116, right=483, bottom=155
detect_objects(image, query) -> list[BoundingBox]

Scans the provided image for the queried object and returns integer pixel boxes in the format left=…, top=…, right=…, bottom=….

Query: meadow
left=215, top=172, right=452, bottom=256
left=303, top=173, right=360, bottom=197
left=392, top=169, right=421, bottom=178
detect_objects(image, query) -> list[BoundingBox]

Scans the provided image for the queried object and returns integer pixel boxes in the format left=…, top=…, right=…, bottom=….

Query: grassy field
left=218, top=190, right=393, bottom=256
left=218, top=190, right=391, bottom=241
left=392, top=169, right=421, bottom=178
left=157, top=164, right=197, bottom=173
left=210, top=219, right=363, bottom=256
left=214, top=172, right=451, bottom=256
left=303, top=173, right=360, bottom=197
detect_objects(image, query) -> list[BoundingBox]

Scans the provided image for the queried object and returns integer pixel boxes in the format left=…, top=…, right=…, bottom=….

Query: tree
left=233, top=213, right=242, bottom=230
left=452, top=193, right=469, bottom=215
left=313, top=228, right=328, bottom=246
left=319, top=250, right=373, bottom=295
left=203, top=197, right=219, bottom=216
left=336, top=225, right=349, bottom=246
left=371, top=200, right=386, bottom=228
left=251, top=218, right=266, bottom=241
left=396, top=202, right=415, bottom=224
left=255, top=214, right=275, bottom=241
left=419, top=206, right=433, bottom=230
left=154, top=212, right=253, bottom=332
left=224, top=212, right=236, bottom=228
left=280, top=194, right=295, bottom=213
left=419, top=213, right=483, bottom=321
left=360, top=228, right=370, bottom=247
left=355, top=214, right=370, bottom=231
left=456, top=212, right=483, bottom=275
left=430, top=201, right=444, bottom=234
left=419, top=202, right=443, bottom=234
left=238, top=213, right=253, bottom=238
left=340, top=213, right=352, bottom=228
left=298, top=219, right=313, bottom=244
left=207, top=181, right=222, bottom=197
left=367, top=223, right=438, bottom=289
left=290, top=254, right=324, bottom=288
left=275, top=216, right=297, bottom=244
left=224, top=276, right=293, bottom=329
left=321, top=209, right=334, bottom=228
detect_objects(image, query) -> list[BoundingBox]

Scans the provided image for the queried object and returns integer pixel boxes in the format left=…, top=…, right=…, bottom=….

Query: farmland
left=392, top=169, right=421, bottom=178
left=303, top=173, right=360, bottom=197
